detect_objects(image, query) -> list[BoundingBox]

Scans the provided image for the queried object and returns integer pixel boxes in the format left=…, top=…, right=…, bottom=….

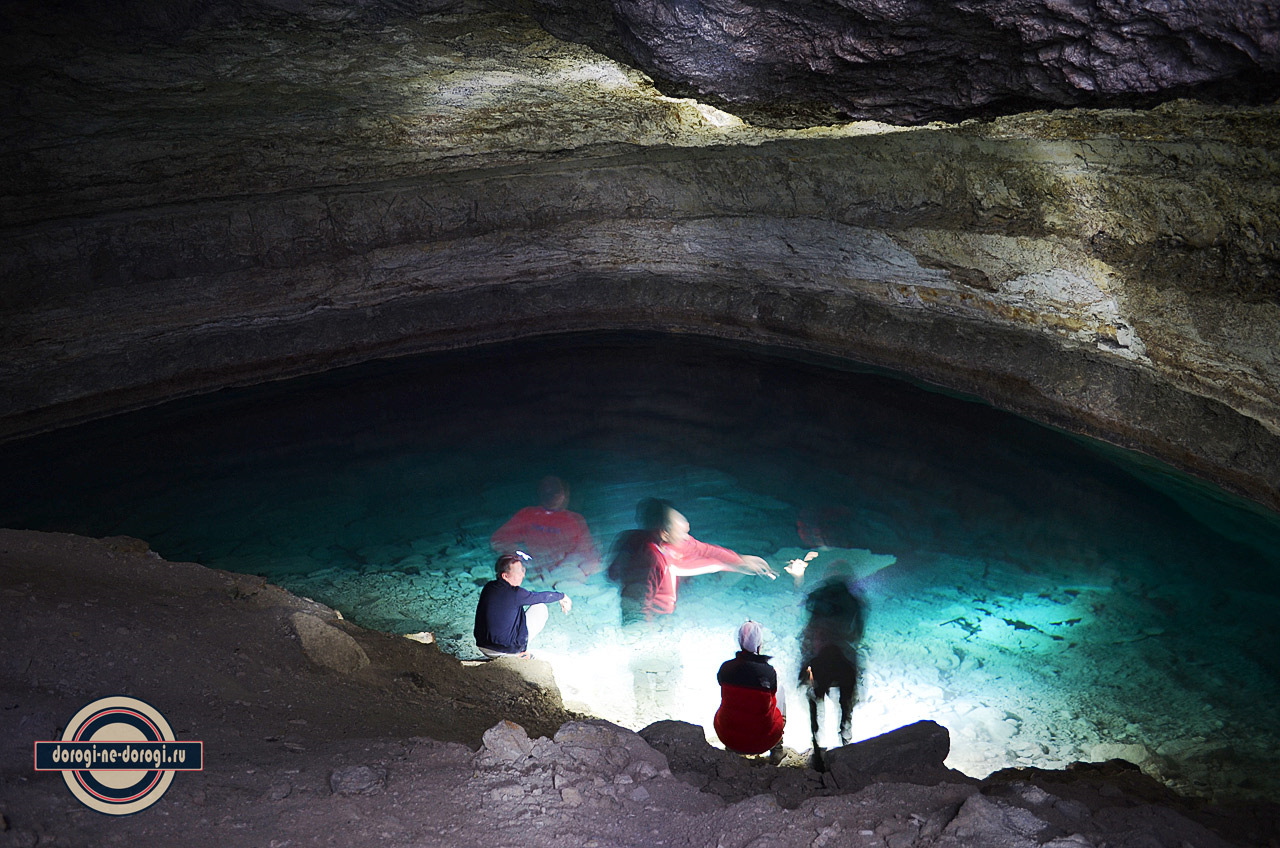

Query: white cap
left=737, top=620, right=764, bottom=654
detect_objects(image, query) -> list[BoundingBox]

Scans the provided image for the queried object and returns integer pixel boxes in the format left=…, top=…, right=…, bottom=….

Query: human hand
left=785, top=551, right=819, bottom=586
left=559, top=596, right=572, bottom=614
left=739, top=555, right=777, bottom=580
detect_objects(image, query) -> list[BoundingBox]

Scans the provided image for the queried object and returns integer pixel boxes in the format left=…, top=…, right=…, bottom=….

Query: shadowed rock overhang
left=1, top=1, right=1278, bottom=511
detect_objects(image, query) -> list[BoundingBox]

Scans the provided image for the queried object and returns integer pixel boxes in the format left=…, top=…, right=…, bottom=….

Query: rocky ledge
left=1, top=529, right=1277, bottom=847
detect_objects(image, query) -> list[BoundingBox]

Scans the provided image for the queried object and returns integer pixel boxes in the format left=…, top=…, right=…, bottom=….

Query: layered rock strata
left=1, top=5, right=1278, bottom=510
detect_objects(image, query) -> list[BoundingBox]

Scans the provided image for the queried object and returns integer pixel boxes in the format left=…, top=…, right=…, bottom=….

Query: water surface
left=3, top=334, right=1277, bottom=799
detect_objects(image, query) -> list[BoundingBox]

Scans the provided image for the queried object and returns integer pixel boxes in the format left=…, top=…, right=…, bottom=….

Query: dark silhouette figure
left=798, top=573, right=866, bottom=771
left=607, top=527, right=654, bottom=626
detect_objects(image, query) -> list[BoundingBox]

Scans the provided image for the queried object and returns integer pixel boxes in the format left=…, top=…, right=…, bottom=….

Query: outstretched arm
left=737, top=555, right=778, bottom=579
left=514, top=586, right=566, bottom=607
left=668, top=538, right=776, bottom=578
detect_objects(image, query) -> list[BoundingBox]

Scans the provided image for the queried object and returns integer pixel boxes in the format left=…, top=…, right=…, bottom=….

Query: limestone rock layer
left=1, top=2, right=1278, bottom=511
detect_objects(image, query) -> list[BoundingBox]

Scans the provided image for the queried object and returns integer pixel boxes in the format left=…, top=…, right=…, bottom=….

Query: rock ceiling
left=533, top=0, right=1280, bottom=124
left=1, top=0, right=1278, bottom=509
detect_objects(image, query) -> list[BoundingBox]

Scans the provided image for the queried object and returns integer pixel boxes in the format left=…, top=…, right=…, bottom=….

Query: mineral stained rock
left=532, top=0, right=1280, bottom=124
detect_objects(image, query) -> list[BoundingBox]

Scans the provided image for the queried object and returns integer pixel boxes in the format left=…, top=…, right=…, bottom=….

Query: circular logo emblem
left=55, top=696, right=179, bottom=815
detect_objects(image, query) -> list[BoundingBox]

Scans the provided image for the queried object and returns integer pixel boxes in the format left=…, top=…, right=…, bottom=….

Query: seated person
left=473, top=553, right=572, bottom=658
left=491, top=476, right=601, bottom=580
left=607, top=497, right=775, bottom=624
left=714, top=620, right=786, bottom=755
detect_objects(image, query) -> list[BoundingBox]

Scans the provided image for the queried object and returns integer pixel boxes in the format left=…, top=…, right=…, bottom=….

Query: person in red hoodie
left=491, top=476, right=601, bottom=581
left=714, top=620, right=787, bottom=756
left=608, top=498, right=776, bottom=625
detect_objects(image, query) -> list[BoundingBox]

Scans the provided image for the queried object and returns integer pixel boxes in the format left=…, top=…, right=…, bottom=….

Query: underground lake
left=2, top=333, right=1278, bottom=801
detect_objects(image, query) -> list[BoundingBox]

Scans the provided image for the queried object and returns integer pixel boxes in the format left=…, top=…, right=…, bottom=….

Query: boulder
left=328, top=764, right=387, bottom=796
left=825, top=720, right=974, bottom=792
left=640, top=720, right=822, bottom=806
left=939, top=793, right=1053, bottom=848
left=554, top=719, right=670, bottom=777
left=289, top=612, right=370, bottom=674
left=476, top=719, right=536, bottom=767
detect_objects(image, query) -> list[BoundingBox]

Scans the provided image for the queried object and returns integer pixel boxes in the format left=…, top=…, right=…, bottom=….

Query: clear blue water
left=2, top=334, right=1278, bottom=798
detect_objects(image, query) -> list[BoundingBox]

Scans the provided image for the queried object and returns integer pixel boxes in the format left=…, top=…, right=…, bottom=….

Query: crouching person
left=713, top=620, right=786, bottom=756
left=474, top=552, right=571, bottom=658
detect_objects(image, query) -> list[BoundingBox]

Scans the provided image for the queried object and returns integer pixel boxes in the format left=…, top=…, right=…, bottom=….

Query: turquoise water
left=2, top=334, right=1278, bottom=799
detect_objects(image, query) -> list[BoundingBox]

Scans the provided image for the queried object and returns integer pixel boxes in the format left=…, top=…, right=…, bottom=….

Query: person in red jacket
left=714, top=620, right=786, bottom=755
left=491, top=476, right=601, bottom=581
left=608, top=498, right=776, bottom=624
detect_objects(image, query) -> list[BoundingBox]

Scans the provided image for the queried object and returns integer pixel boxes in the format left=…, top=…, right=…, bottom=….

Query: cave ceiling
left=529, top=0, right=1280, bottom=125
left=1, top=0, right=1278, bottom=509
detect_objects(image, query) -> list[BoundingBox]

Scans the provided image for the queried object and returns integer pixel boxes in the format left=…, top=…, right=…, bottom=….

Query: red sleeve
left=679, top=536, right=740, bottom=564
left=665, top=535, right=741, bottom=576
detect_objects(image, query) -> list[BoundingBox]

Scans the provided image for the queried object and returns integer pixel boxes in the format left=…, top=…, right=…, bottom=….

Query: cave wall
left=1, top=4, right=1278, bottom=510
left=552, top=0, right=1280, bottom=124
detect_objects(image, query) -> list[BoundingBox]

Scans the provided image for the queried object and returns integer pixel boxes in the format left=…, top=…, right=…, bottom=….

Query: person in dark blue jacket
left=474, top=553, right=572, bottom=658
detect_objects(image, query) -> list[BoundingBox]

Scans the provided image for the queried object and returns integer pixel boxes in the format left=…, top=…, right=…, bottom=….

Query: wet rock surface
left=2, top=529, right=1278, bottom=847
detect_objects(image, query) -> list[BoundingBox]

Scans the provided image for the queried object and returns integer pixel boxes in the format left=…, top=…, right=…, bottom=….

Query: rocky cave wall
left=1, top=0, right=1279, bottom=511
left=529, top=0, right=1280, bottom=125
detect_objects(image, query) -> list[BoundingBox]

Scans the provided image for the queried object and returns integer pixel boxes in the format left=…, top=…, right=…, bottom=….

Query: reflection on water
left=2, top=333, right=1278, bottom=800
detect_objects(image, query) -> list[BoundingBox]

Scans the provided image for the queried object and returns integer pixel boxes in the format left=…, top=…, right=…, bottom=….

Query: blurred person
left=607, top=497, right=776, bottom=625
left=714, top=620, right=786, bottom=756
left=798, top=567, right=867, bottom=771
left=474, top=552, right=572, bottom=658
left=491, top=476, right=601, bottom=581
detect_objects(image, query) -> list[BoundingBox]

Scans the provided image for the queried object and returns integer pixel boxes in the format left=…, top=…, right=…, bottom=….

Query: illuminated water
left=2, top=334, right=1278, bottom=800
